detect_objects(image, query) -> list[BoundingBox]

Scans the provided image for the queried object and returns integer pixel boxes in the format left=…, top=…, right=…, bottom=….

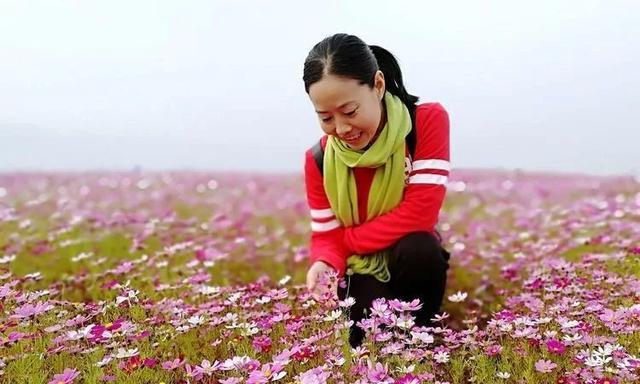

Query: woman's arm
left=343, top=104, right=450, bottom=255
left=304, top=148, right=349, bottom=277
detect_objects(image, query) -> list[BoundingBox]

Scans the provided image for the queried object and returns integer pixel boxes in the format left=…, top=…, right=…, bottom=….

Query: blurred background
left=0, top=0, right=638, bottom=176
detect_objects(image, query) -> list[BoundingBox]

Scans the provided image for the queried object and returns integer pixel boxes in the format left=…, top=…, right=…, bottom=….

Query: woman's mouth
left=343, top=132, right=362, bottom=143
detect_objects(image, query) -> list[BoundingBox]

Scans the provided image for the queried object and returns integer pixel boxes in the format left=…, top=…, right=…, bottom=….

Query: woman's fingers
left=306, top=269, right=317, bottom=292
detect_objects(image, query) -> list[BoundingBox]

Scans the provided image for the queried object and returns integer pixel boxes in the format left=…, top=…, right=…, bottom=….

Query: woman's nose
left=336, top=121, right=352, bottom=136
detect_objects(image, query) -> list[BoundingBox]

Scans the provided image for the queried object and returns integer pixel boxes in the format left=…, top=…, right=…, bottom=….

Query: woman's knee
left=391, top=231, right=448, bottom=272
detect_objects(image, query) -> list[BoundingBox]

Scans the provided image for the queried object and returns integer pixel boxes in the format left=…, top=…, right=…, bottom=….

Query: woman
left=302, top=33, right=451, bottom=348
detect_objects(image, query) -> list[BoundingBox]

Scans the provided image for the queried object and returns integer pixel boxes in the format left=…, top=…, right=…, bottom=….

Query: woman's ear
left=375, top=70, right=385, bottom=100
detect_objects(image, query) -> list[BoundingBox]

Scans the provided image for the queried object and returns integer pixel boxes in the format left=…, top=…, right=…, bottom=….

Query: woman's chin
left=345, top=137, right=369, bottom=150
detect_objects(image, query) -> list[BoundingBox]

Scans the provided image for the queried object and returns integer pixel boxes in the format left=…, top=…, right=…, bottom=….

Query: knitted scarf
left=323, top=91, right=411, bottom=283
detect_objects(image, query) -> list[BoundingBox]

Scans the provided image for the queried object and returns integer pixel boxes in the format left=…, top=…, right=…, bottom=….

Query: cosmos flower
left=447, top=291, right=468, bottom=303
left=47, top=368, right=80, bottom=384
left=534, top=359, right=557, bottom=373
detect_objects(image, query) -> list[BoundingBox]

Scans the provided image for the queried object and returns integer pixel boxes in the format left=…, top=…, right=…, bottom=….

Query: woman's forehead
left=309, top=76, right=365, bottom=112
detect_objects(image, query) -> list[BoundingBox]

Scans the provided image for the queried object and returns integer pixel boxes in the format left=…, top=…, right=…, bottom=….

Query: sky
left=0, top=0, right=638, bottom=176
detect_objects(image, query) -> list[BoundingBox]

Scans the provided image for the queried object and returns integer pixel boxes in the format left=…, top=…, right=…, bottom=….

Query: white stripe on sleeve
left=311, top=219, right=340, bottom=232
left=310, top=208, right=335, bottom=219
left=411, top=159, right=450, bottom=172
left=408, top=174, right=449, bottom=185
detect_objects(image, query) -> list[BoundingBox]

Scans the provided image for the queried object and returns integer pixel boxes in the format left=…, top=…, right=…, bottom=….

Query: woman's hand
left=306, top=260, right=338, bottom=301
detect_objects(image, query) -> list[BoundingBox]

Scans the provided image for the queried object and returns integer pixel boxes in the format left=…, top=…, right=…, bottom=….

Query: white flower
left=584, top=354, right=611, bottom=367
left=24, top=272, right=42, bottom=280
left=115, top=347, right=139, bottom=359
left=226, top=292, right=242, bottom=303
left=221, top=355, right=251, bottom=371
left=594, top=343, right=622, bottom=357
left=71, top=252, right=93, bottom=262
left=278, top=275, right=291, bottom=285
left=188, top=315, right=205, bottom=326
left=562, top=333, right=582, bottom=343
left=410, top=331, right=434, bottom=344
left=496, top=371, right=510, bottom=379
left=433, top=351, right=450, bottom=364
left=197, top=285, right=220, bottom=296
left=0, top=254, right=16, bottom=264
left=95, top=356, right=113, bottom=367
left=115, top=289, right=139, bottom=305
left=323, top=309, right=342, bottom=322
left=339, top=296, right=356, bottom=308
left=395, top=316, right=415, bottom=330
left=448, top=291, right=468, bottom=303
left=395, top=364, right=415, bottom=374
left=238, top=322, right=259, bottom=336
left=197, top=359, right=218, bottom=376
left=430, top=312, right=450, bottom=322
left=559, top=319, right=579, bottom=329
left=222, top=313, right=238, bottom=323
left=302, top=298, right=318, bottom=308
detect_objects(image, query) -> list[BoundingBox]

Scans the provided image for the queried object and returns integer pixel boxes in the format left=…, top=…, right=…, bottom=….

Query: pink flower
left=161, top=358, right=184, bottom=370
left=48, top=368, right=80, bottom=384
left=556, top=376, right=581, bottom=384
left=535, top=359, right=557, bottom=373
left=485, top=344, right=503, bottom=357
left=367, top=361, right=391, bottom=383
left=246, top=362, right=286, bottom=384
left=10, top=301, right=53, bottom=319
left=546, top=339, right=566, bottom=355
left=298, top=367, right=331, bottom=384
left=595, top=378, right=617, bottom=384
left=219, top=378, right=243, bottom=384
left=389, top=298, right=423, bottom=312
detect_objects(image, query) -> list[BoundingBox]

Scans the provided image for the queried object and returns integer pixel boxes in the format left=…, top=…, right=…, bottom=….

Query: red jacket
left=304, top=102, right=450, bottom=277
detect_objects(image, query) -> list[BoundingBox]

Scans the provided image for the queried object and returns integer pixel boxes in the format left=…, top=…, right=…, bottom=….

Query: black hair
left=302, top=33, right=419, bottom=126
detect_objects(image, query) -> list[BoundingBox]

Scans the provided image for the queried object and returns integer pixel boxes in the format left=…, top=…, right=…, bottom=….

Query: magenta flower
left=48, top=368, right=80, bottom=384
left=595, top=378, right=618, bottom=384
left=252, top=335, right=272, bottom=353
left=534, top=359, right=557, bottom=373
left=395, top=373, right=421, bottom=384
left=546, top=339, right=566, bottom=355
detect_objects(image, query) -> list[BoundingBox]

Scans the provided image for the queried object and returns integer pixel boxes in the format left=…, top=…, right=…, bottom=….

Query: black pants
left=337, top=231, right=451, bottom=348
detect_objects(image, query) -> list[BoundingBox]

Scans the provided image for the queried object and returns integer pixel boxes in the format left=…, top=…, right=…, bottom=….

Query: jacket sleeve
left=343, top=104, right=450, bottom=255
left=304, top=147, right=349, bottom=277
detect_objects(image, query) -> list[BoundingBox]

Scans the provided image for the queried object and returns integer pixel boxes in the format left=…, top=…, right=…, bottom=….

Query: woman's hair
left=302, top=33, right=419, bottom=124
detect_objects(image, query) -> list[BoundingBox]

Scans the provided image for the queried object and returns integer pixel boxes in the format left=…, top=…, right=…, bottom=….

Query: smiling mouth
left=344, top=133, right=362, bottom=142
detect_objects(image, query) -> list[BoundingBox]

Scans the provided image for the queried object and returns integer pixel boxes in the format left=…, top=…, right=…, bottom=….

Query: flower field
left=0, top=170, right=638, bottom=384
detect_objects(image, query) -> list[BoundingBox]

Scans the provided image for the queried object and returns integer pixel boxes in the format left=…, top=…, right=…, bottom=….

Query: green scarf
left=323, top=91, right=412, bottom=283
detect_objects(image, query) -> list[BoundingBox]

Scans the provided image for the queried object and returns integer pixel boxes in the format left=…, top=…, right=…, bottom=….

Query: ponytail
left=368, top=45, right=419, bottom=122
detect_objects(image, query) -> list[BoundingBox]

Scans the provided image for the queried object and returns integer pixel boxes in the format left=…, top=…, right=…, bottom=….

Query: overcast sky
left=0, top=0, right=638, bottom=176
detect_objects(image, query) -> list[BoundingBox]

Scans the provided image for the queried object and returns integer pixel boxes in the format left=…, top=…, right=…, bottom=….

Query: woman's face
left=308, top=71, right=386, bottom=150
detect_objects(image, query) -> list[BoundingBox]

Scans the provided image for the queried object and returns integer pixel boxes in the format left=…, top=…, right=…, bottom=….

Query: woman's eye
left=322, top=117, right=332, bottom=123
left=346, top=110, right=357, bottom=116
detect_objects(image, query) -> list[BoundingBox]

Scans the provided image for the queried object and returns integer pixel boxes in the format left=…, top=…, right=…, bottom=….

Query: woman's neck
left=363, top=100, right=387, bottom=151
